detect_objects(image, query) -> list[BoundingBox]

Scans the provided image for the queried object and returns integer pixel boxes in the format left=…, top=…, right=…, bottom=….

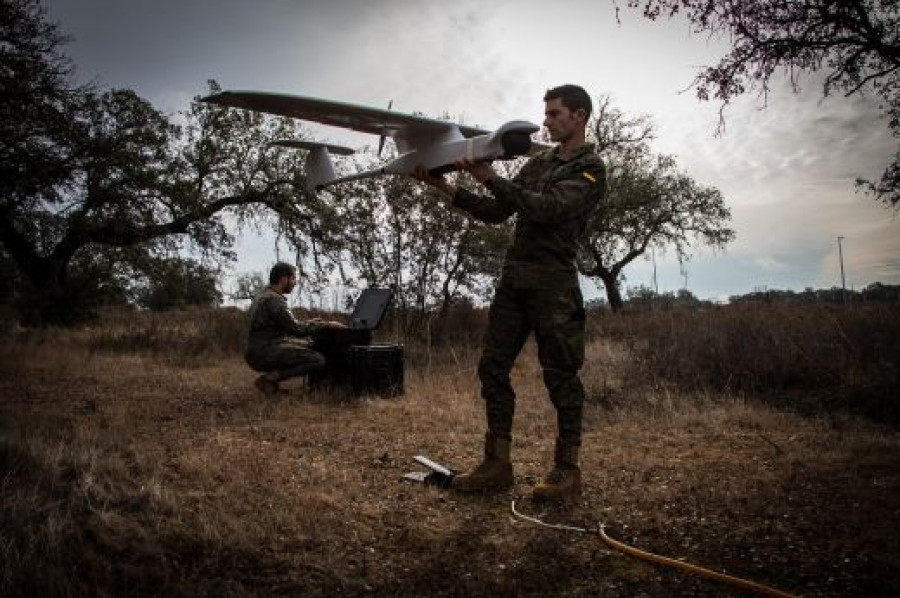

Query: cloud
left=875, top=258, right=900, bottom=281
left=752, top=256, right=789, bottom=272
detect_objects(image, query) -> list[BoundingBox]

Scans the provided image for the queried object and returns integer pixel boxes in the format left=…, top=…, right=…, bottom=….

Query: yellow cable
left=510, top=501, right=797, bottom=598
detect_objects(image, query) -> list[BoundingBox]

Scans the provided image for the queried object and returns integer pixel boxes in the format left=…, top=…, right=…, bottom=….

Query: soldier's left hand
left=411, top=164, right=456, bottom=196
left=455, top=157, right=495, bottom=184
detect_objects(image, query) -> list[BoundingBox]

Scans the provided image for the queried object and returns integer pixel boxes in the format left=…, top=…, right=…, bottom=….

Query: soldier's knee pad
left=542, top=366, right=577, bottom=389
left=477, top=354, right=509, bottom=381
left=543, top=368, right=584, bottom=408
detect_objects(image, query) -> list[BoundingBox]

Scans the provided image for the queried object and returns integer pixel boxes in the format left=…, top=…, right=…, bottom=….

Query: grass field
left=1, top=305, right=898, bottom=596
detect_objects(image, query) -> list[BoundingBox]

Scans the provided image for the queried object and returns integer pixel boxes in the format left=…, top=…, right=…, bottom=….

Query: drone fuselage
left=201, top=91, right=546, bottom=192
left=386, top=120, right=538, bottom=177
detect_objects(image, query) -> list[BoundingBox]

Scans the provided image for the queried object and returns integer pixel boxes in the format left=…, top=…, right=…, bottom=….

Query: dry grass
left=592, top=303, right=900, bottom=422
left=1, top=309, right=899, bottom=596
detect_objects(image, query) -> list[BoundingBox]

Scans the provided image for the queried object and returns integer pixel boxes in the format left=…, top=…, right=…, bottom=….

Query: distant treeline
left=585, top=282, right=900, bottom=311
left=728, top=282, right=900, bottom=305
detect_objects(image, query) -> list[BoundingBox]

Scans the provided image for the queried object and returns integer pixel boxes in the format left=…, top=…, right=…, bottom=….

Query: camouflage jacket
left=452, top=143, right=606, bottom=289
left=245, top=286, right=314, bottom=358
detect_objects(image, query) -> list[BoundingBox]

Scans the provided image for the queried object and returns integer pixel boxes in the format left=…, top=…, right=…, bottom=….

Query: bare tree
left=0, top=0, right=341, bottom=323
left=581, top=96, right=735, bottom=310
left=621, top=0, right=900, bottom=207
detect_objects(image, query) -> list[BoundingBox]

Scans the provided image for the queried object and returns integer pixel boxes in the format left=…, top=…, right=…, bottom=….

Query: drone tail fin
left=305, top=146, right=338, bottom=193
left=268, top=140, right=354, bottom=193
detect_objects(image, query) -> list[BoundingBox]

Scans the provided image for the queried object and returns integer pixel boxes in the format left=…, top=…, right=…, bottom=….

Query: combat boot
left=532, top=438, right=581, bottom=502
left=451, top=433, right=513, bottom=493
left=254, top=371, right=280, bottom=397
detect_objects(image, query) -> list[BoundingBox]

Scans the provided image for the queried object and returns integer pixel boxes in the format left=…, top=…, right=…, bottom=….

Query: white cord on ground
left=509, top=500, right=796, bottom=598
left=510, top=500, right=589, bottom=534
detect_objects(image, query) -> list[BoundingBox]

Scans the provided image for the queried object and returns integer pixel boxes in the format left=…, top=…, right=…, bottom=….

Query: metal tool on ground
left=510, top=500, right=796, bottom=598
left=402, top=455, right=456, bottom=488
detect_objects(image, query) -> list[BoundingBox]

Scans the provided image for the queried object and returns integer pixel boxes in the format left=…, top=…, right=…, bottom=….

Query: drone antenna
left=378, top=99, right=393, bottom=157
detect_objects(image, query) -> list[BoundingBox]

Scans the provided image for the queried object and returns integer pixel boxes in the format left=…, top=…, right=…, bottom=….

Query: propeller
left=378, top=99, right=393, bottom=157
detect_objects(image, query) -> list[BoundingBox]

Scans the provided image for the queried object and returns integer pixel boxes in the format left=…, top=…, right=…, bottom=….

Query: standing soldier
left=412, top=84, right=606, bottom=501
left=245, top=262, right=344, bottom=396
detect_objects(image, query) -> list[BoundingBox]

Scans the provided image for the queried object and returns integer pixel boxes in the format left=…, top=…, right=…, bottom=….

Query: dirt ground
left=2, top=340, right=899, bottom=597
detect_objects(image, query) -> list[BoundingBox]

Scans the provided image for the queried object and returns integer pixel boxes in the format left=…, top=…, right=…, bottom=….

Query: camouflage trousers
left=478, top=284, right=586, bottom=443
left=245, top=338, right=326, bottom=381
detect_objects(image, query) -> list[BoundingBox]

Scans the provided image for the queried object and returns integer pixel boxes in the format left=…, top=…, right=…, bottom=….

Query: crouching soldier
left=245, top=262, right=344, bottom=396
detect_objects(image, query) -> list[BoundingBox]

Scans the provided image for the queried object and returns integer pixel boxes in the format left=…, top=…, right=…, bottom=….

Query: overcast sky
left=44, top=0, right=899, bottom=302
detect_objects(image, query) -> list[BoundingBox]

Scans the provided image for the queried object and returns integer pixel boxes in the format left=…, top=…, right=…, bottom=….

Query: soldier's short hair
left=544, top=84, right=592, bottom=120
left=269, top=262, right=297, bottom=285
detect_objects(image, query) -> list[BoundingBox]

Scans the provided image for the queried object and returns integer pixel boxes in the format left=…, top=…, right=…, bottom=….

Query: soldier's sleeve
left=266, top=295, right=314, bottom=337
left=483, top=159, right=606, bottom=225
left=449, top=160, right=533, bottom=224
left=450, top=187, right=517, bottom=224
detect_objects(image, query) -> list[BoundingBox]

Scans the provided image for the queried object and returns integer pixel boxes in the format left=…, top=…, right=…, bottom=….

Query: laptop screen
left=349, top=288, right=393, bottom=330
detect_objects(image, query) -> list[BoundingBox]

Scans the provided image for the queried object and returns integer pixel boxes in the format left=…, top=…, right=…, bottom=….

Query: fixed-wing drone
left=200, top=91, right=548, bottom=192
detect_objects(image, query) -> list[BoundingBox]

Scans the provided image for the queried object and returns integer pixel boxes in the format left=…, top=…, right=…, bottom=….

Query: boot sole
left=532, top=481, right=582, bottom=502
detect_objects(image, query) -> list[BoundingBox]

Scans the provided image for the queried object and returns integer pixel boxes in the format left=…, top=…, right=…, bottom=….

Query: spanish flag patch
left=581, top=171, right=597, bottom=183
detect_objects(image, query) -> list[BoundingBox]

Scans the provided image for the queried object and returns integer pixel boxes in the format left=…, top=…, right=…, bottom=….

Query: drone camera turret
left=488, top=121, right=539, bottom=160
left=500, top=130, right=532, bottom=158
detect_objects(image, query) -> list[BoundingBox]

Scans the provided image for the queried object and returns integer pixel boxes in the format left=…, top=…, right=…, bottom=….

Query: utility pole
left=837, top=236, right=847, bottom=303
left=651, top=248, right=658, bottom=294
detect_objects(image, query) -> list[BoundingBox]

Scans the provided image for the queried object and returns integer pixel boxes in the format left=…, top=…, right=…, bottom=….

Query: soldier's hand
left=308, top=317, right=344, bottom=329
left=455, top=157, right=495, bottom=184
left=411, top=164, right=454, bottom=196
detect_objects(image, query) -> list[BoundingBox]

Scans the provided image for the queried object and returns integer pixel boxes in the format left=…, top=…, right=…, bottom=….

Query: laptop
left=311, top=287, right=393, bottom=348
left=347, top=287, right=393, bottom=330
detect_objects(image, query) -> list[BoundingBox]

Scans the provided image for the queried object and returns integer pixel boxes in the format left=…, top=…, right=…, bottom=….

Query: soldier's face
left=280, top=273, right=297, bottom=294
left=543, top=98, right=585, bottom=143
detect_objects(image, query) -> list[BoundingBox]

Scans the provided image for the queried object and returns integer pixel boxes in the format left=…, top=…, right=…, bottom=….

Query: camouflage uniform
left=245, top=286, right=326, bottom=378
left=452, top=144, right=606, bottom=444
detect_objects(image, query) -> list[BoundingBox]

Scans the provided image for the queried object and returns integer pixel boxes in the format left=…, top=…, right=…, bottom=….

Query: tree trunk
left=430, top=287, right=452, bottom=346
left=598, top=271, right=624, bottom=312
left=17, top=256, right=98, bottom=326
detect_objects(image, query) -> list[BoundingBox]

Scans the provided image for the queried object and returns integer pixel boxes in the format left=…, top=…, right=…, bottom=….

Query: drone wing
left=201, top=91, right=491, bottom=154
left=268, top=139, right=355, bottom=155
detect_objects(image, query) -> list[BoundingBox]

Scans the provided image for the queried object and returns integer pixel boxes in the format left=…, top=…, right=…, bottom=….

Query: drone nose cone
left=500, top=130, right=533, bottom=158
